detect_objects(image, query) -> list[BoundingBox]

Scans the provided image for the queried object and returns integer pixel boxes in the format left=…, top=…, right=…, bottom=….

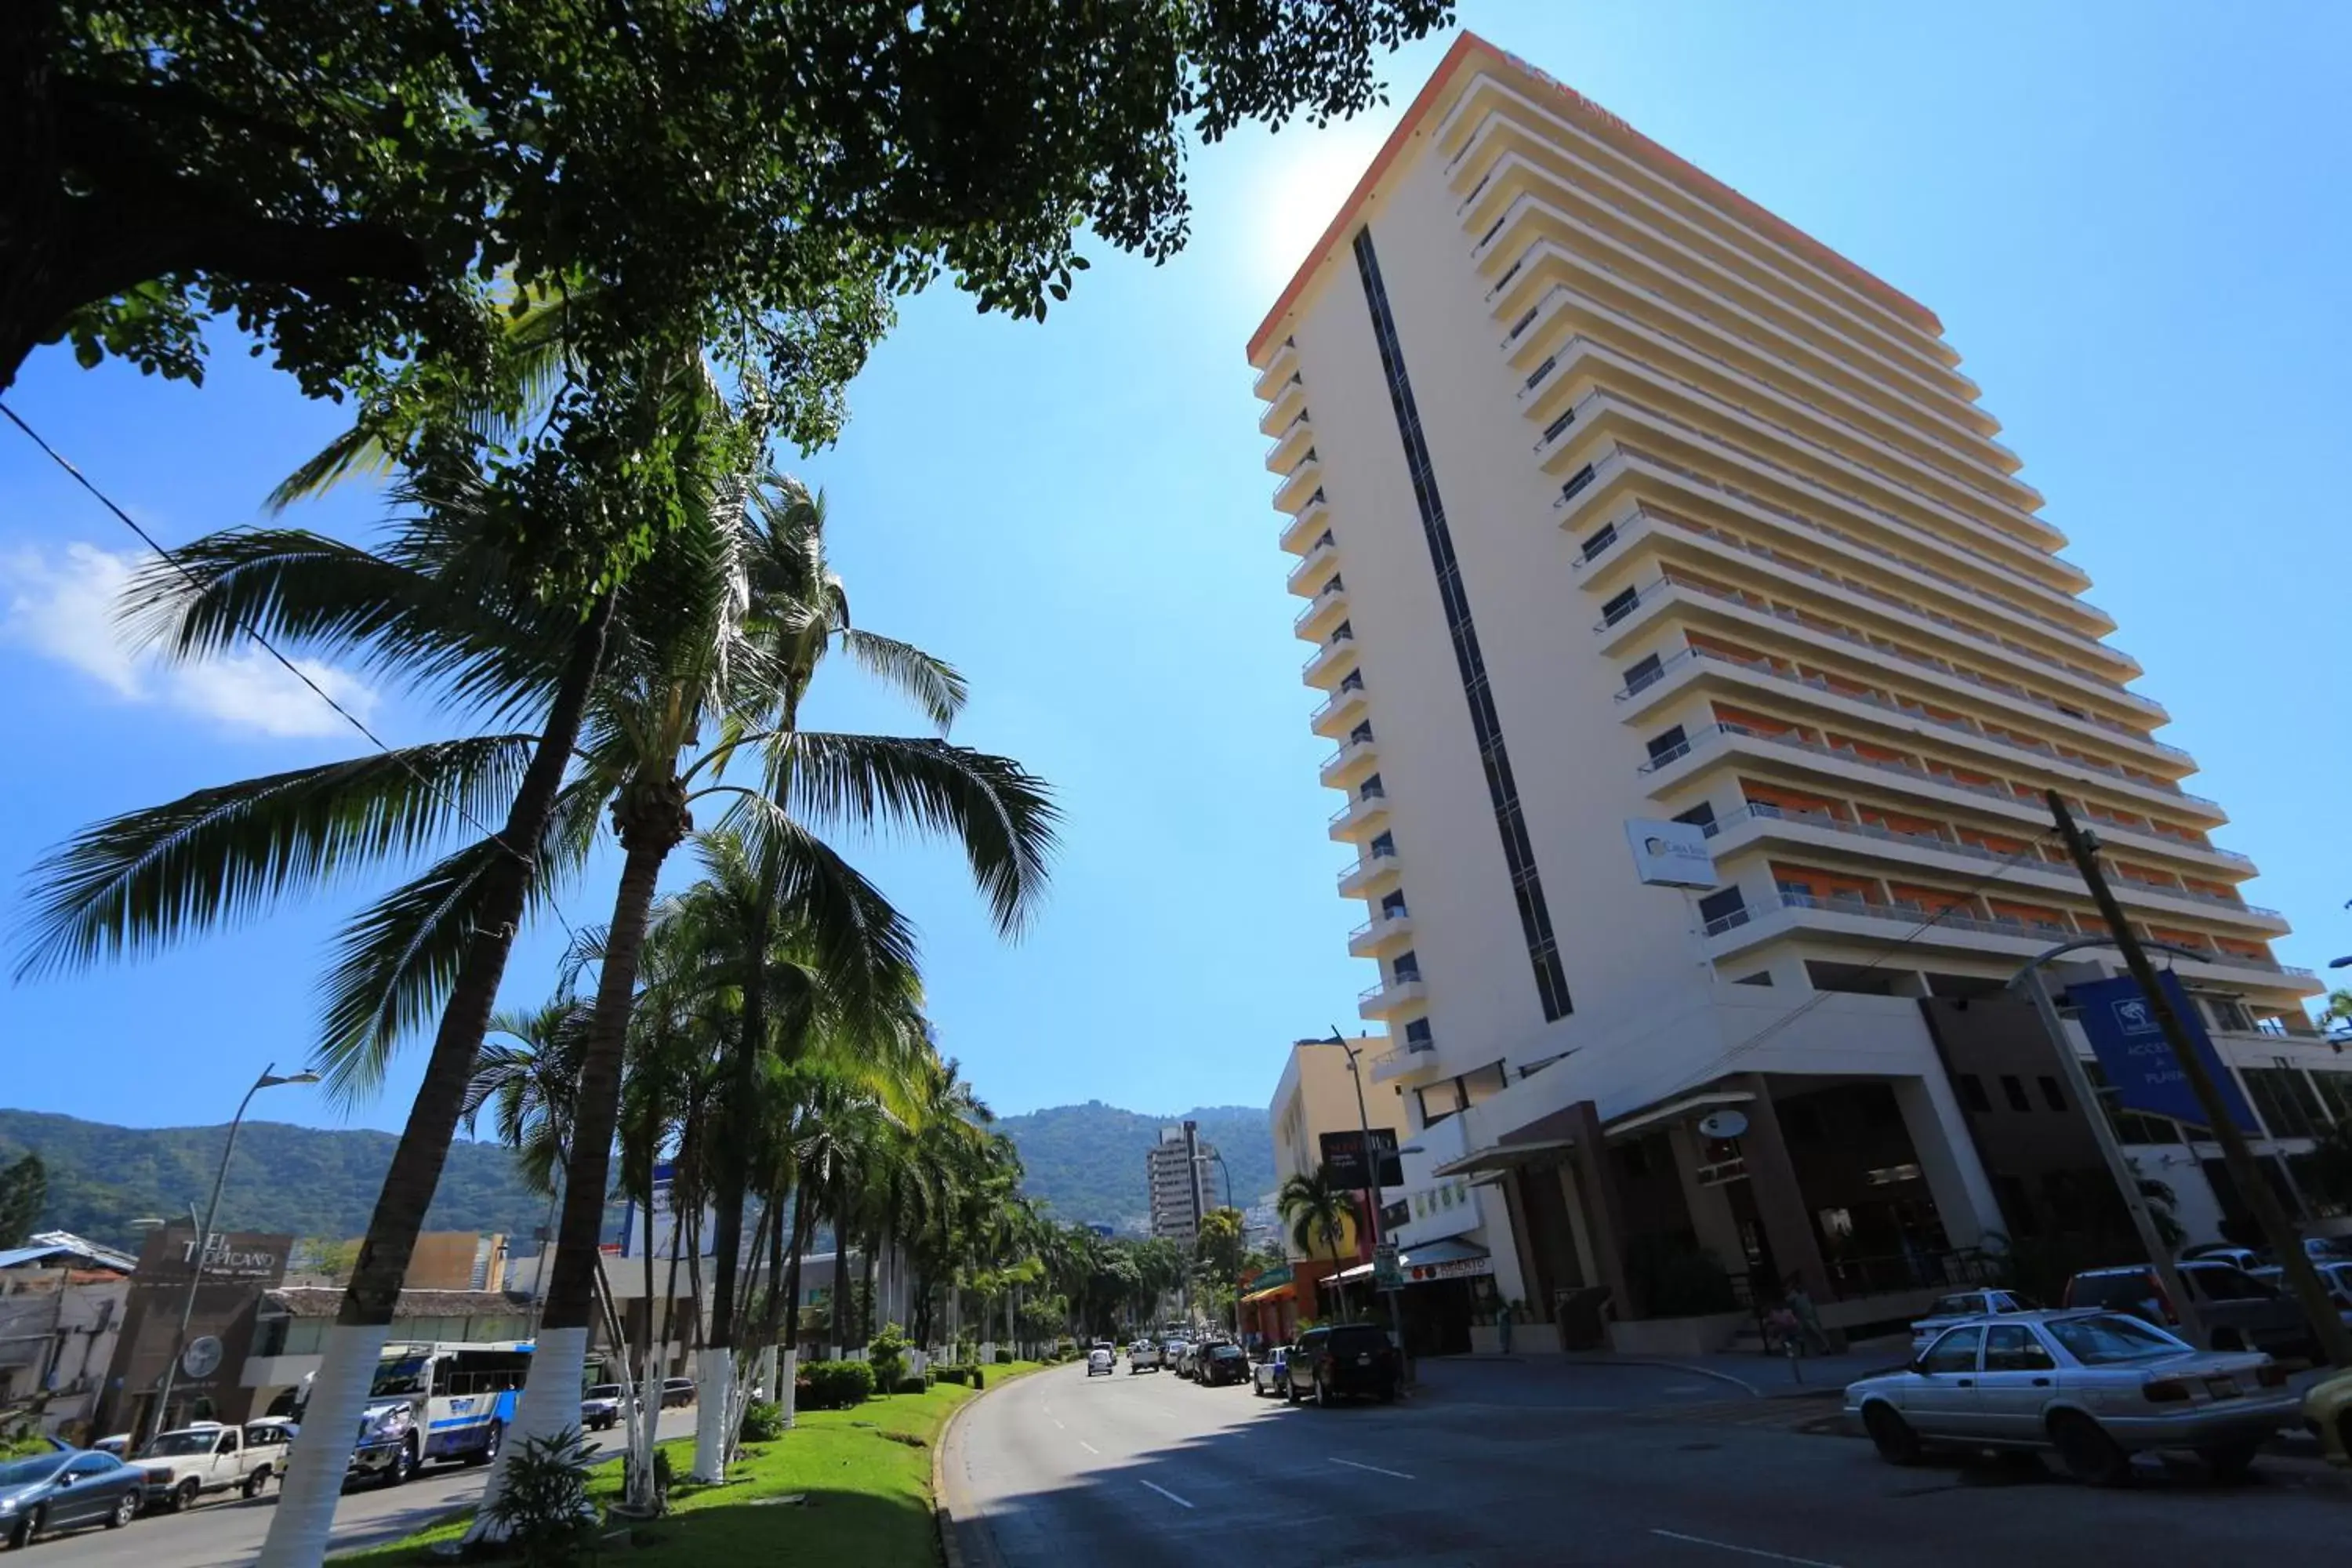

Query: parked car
left=2305, top=1365, right=2352, bottom=1468
left=129, top=1422, right=277, bottom=1511
left=241, top=1417, right=299, bottom=1479
left=0, top=1449, right=144, bottom=1548
left=660, top=1377, right=697, bottom=1409
left=1250, top=1346, right=1294, bottom=1399
left=1288, top=1323, right=1400, bottom=1406
left=1197, top=1344, right=1250, bottom=1387
left=581, top=1384, right=625, bottom=1431
left=1086, top=1346, right=1114, bottom=1377
left=1846, top=1309, right=2295, bottom=1485
left=2062, top=1261, right=2315, bottom=1358
left=1172, top=1341, right=1201, bottom=1379
left=2180, top=1243, right=2265, bottom=1273
left=1127, top=1340, right=1163, bottom=1374
left=2250, top=1259, right=2352, bottom=1314
left=1908, top=1289, right=2037, bottom=1356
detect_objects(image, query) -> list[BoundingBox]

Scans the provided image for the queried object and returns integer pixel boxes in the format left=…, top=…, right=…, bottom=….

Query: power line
left=2, top=398, right=578, bottom=942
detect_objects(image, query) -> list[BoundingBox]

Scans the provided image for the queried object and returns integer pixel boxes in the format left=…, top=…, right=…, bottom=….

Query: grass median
left=332, top=1361, right=1048, bottom=1566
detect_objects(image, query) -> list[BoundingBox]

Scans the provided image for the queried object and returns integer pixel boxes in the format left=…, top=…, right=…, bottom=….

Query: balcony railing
left=1358, top=975, right=1422, bottom=1004
left=1301, top=628, right=1355, bottom=677
left=1348, top=909, right=1410, bottom=943
left=1602, top=572, right=2182, bottom=758
left=1635, top=720, right=2253, bottom=869
left=1327, top=787, right=1387, bottom=827
left=1265, top=408, right=1312, bottom=463
left=1720, top=890, right=2310, bottom=978
left=1292, top=584, right=1347, bottom=636
left=1705, top=803, right=2278, bottom=920
left=1617, top=642, right=2218, bottom=811
left=1320, top=735, right=1376, bottom=776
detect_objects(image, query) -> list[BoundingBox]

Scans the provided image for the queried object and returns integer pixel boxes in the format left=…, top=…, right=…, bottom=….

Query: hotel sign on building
left=103, top=1227, right=292, bottom=1434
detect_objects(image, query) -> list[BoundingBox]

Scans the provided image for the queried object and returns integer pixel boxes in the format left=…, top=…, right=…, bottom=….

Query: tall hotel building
left=1250, top=35, right=2342, bottom=1350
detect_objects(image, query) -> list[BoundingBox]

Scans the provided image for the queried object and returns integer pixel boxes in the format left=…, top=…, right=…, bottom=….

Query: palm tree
left=1279, top=1165, right=1356, bottom=1323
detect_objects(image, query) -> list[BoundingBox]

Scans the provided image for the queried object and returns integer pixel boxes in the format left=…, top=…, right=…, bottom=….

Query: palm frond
left=14, top=737, right=539, bottom=982
left=707, top=793, right=924, bottom=999
left=836, top=630, right=966, bottom=733
left=769, top=733, right=1058, bottom=937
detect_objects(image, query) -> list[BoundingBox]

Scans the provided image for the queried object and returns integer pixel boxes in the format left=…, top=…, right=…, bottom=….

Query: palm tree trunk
left=831, top=1174, right=851, bottom=1356
left=778, top=1191, right=811, bottom=1428
left=261, top=596, right=612, bottom=1568
left=705, top=900, right=770, bottom=1352
left=481, top=777, right=687, bottom=1517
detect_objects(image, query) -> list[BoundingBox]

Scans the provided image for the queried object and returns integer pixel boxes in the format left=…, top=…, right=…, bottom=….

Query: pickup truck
left=2063, top=1261, right=2321, bottom=1359
left=129, top=1424, right=276, bottom=1512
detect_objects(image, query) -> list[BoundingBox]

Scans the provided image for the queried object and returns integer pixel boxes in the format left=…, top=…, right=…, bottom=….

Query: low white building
left=0, top=1232, right=137, bottom=1439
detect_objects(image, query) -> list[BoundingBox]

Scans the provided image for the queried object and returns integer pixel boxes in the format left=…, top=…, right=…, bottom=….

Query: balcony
left=1707, top=890, right=2316, bottom=993
left=1301, top=629, right=1358, bottom=689
left=1327, top=785, right=1390, bottom=841
left=1292, top=580, right=1349, bottom=643
left=1252, top=338, right=1298, bottom=403
left=1584, top=503, right=2153, bottom=707
left=1285, top=535, right=1341, bottom=597
left=1599, top=574, right=2186, bottom=770
left=1357, top=973, right=1427, bottom=1020
left=1309, top=677, right=1370, bottom=739
left=1337, top=845, right=1403, bottom=901
left=1370, top=1036, right=1439, bottom=1084
left=1258, top=373, right=1306, bottom=436
left=1638, top=719, right=2256, bottom=877
left=1615, top=643, right=2223, bottom=823
left=1319, top=734, right=1380, bottom=790
left=1348, top=909, right=1414, bottom=958
left=1265, top=408, right=1315, bottom=474
left=1704, top=802, right=2288, bottom=935
left=1279, top=490, right=1331, bottom=555
left=1273, top=450, right=1323, bottom=515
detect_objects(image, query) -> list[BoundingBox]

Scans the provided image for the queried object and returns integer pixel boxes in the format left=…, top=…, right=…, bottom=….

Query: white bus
left=345, top=1340, right=533, bottom=1484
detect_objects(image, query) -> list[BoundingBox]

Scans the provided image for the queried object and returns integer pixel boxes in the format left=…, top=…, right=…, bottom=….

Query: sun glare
left=1241, top=114, right=1400, bottom=296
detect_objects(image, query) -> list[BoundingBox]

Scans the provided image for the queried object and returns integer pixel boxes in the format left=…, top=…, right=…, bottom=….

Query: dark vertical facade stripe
left=1352, top=229, right=1573, bottom=1022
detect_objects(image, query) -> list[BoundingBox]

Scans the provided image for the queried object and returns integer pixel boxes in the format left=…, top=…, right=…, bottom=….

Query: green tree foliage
left=7, top=0, right=1453, bottom=583
left=0, top=1110, right=553, bottom=1250
left=0, top=1153, right=48, bottom=1249
left=1193, top=1207, right=1246, bottom=1292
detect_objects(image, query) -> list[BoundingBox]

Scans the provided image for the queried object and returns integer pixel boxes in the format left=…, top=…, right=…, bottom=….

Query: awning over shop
left=1239, top=1265, right=1297, bottom=1306
left=1429, top=1136, right=1575, bottom=1180
left=1326, top=1261, right=1375, bottom=1283
left=1399, top=1239, right=1492, bottom=1282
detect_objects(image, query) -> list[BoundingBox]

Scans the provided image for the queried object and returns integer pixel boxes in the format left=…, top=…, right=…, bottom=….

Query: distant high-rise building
left=1145, top=1121, right=1214, bottom=1244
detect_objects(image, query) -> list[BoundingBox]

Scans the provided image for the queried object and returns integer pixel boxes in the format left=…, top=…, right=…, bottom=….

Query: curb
left=935, top=1370, right=1035, bottom=1568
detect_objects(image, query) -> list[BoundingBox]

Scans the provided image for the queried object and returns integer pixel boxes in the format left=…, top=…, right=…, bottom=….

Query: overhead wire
left=1, top=398, right=579, bottom=944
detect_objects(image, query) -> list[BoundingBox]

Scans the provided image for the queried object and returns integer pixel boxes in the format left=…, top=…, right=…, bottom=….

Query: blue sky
left=3, top=0, right=2348, bottom=1142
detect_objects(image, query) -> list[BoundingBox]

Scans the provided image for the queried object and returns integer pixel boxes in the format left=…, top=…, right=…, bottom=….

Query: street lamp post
left=149, top=1063, right=318, bottom=1439
left=1204, top=1149, right=1238, bottom=1337
left=1322, top=1029, right=1402, bottom=1350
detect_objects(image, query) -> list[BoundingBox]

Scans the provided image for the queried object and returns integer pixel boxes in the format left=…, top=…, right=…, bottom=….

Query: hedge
left=800, top=1359, right=877, bottom=1410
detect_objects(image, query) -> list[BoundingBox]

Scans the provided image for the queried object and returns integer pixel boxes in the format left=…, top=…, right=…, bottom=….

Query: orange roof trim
left=1246, top=31, right=1940, bottom=364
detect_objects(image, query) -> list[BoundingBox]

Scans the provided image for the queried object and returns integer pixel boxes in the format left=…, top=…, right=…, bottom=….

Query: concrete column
left=1667, top=1124, right=1747, bottom=1274
left=1891, top=1075, right=2005, bottom=1251
left=1555, top=1163, right=1599, bottom=1286
left=1730, top=1074, right=1832, bottom=1303
left=1563, top=1102, right=1634, bottom=1314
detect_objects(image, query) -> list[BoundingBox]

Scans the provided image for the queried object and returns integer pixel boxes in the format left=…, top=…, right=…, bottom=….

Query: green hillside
left=0, top=1109, right=550, bottom=1252
left=995, top=1102, right=1273, bottom=1232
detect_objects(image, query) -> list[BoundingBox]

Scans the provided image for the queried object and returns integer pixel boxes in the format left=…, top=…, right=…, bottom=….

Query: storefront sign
left=1624, top=817, right=1715, bottom=888
left=1406, top=1254, right=1494, bottom=1283
left=2071, top=972, right=2257, bottom=1134
left=1320, top=1127, right=1403, bottom=1190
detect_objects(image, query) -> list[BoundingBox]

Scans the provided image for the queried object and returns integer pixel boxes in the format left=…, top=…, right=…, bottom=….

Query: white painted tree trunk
left=466, top=1324, right=590, bottom=1543
left=256, top=1319, right=392, bottom=1568
left=689, top=1354, right=732, bottom=1482
left=619, top=1334, right=661, bottom=1515
left=775, top=1349, right=798, bottom=1429
left=754, top=1346, right=779, bottom=1405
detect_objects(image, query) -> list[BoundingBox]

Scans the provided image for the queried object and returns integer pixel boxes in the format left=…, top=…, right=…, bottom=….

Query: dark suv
left=1287, top=1323, right=1399, bottom=1406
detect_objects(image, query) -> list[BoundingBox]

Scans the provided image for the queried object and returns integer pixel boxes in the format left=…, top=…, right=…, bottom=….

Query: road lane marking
left=1078, top=1440, right=1100, bottom=1454
left=1049, top=1416, right=1065, bottom=1429
left=1650, top=1529, right=1844, bottom=1567
left=1329, top=1457, right=1416, bottom=1481
left=1138, top=1479, right=1196, bottom=1510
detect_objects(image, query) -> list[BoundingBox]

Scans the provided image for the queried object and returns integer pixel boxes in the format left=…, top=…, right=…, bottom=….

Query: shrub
left=932, top=1364, right=969, bottom=1386
left=867, top=1323, right=913, bottom=1391
left=481, top=1428, right=598, bottom=1567
left=739, top=1399, right=786, bottom=1443
left=800, top=1359, right=877, bottom=1410
left=971, top=1367, right=985, bottom=1390
left=993, top=1348, right=1014, bottom=1365
left=893, top=1374, right=928, bottom=1395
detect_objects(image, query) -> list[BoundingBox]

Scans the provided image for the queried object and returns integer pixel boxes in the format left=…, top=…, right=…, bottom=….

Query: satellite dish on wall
left=1696, top=1109, right=1749, bottom=1141
left=180, top=1335, right=224, bottom=1380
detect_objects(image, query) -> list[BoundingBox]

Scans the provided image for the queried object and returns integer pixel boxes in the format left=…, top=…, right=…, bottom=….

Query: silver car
left=1907, top=1288, right=2035, bottom=1357
left=1846, top=1309, right=2296, bottom=1486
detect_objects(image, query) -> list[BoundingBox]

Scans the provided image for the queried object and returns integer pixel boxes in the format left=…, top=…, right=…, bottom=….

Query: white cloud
left=0, top=541, right=379, bottom=739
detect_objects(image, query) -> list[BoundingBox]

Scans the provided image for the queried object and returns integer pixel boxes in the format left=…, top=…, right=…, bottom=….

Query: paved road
left=34, top=1408, right=697, bottom=1567
left=944, top=1360, right=2347, bottom=1567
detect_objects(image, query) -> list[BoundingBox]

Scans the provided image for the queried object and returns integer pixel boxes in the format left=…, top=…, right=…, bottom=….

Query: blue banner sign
left=2070, top=971, right=2259, bottom=1134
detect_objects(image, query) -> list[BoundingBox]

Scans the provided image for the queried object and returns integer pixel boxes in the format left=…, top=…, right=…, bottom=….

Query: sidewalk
left=1417, top=1347, right=1901, bottom=1402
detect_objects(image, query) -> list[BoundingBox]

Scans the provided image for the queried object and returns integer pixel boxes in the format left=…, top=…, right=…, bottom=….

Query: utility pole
left=1327, top=1029, right=1404, bottom=1352
left=2049, top=791, right=2352, bottom=1367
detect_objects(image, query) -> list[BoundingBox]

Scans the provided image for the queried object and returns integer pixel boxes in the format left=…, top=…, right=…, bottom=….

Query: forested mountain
left=995, top=1102, right=1274, bottom=1232
left=0, top=1110, right=549, bottom=1251
left=0, top=1098, right=1274, bottom=1250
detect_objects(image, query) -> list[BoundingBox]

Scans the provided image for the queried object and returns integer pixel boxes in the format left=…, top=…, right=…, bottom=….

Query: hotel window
left=1646, top=725, right=1688, bottom=764
left=2001, top=1075, right=2033, bottom=1112
left=1404, top=1018, right=1432, bottom=1047
left=1956, top=1074, right=1993, bottom=1114
left=1674, top=801, right=1716, bottom=832
left=1601, top=586, right=1639, bottom=626
left=1696, top=887, right=1746, bottom=929
left=1392, top=951, right=1421, bottom=984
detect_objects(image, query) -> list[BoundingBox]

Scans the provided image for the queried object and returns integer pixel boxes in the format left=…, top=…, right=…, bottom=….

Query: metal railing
left=1751, top=891, right=2309, bottom=977
left=1327, top=787, right=1386, bottom=827
left=1636, top=718, right=2252, bottom=869
left=1358, top=975, right=1422, bottom=1004
left=1348, top=910, right=1410, bottom=942
left=1300, top=628, right=1354, bottom=676
left=1292, top=583, right=1347, bottom=635
left=1264, top=408, right=1312, bottom=463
